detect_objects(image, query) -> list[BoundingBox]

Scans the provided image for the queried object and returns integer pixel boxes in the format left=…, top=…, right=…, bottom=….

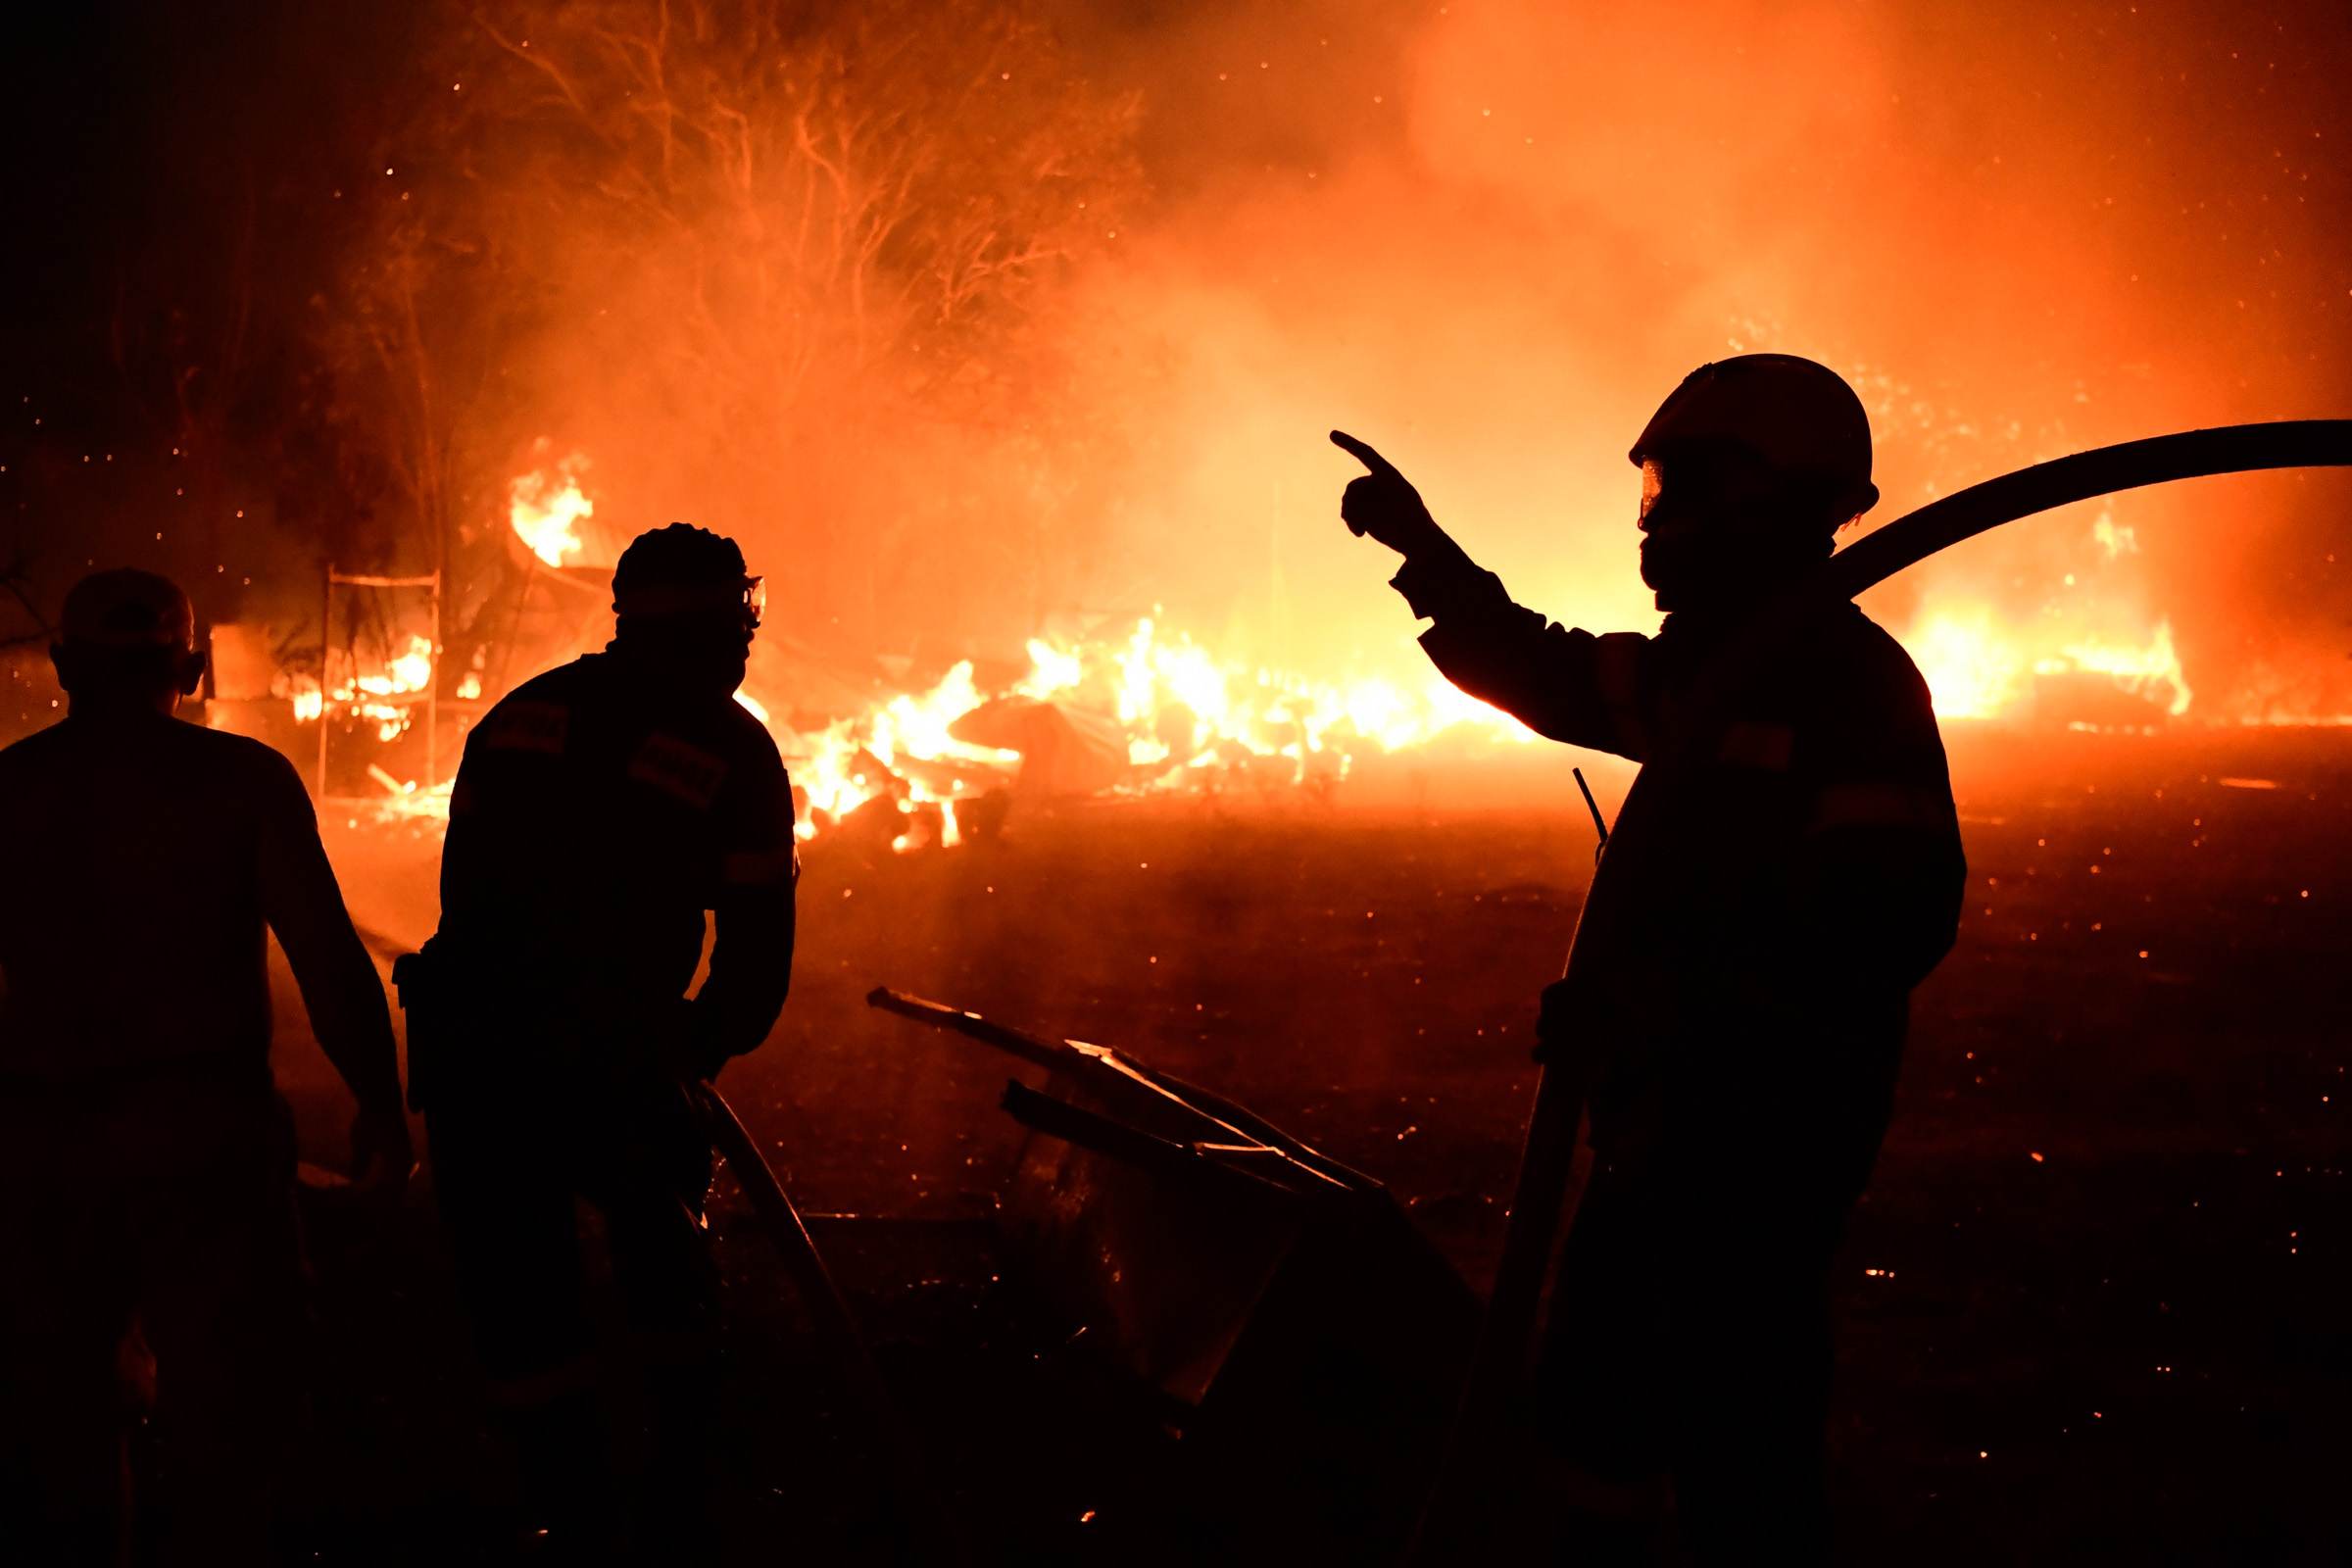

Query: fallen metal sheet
left=870, top=988, right=1477, bottom=1559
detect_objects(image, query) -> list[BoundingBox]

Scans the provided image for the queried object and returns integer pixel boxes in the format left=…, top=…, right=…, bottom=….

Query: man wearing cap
left=1336, top=356, right=1966, bottom=1559
left=0, top=567, right=409, bottom=1557
left=411, top=522, right=797, bottom=1553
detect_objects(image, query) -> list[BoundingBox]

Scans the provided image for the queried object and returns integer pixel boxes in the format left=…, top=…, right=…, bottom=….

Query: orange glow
left=1906, top=612, right=2026, bottom=721
left=779, top=661, right=1021, bottom=851
left=290, top=633, right=438, bottom=742
left=2048, top=623, right=2192, bottom=719
left=1904, top=610, right=2190, bottom=726
left=743, top=617, right=1540, bottom=852
left=509, top=451, right=594, bottom=569
left=270, top=0, right=2352, bottom=793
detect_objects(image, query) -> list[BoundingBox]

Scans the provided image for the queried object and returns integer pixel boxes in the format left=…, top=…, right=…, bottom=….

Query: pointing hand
left=1331, top=430, right=1443, bottom=558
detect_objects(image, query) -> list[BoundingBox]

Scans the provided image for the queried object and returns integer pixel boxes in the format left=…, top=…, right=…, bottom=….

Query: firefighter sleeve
left=1392, top=542, right=1655, bottom=760
left=690, top=728, right=799, bottom=1070
left=1780, top=651, right=1968, bottom=1003
left=257, top=753, right=404, bottom=1111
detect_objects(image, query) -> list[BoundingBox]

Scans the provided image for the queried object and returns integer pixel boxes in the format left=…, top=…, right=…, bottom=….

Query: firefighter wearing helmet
left=0, top=568, right=409, bottom=1557
left=1336, top=356, right=1966, bottom=1559
left=406, top=523, right=797, bottom=1556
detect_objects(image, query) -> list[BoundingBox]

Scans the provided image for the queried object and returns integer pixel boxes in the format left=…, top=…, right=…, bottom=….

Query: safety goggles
left=612, top=574, right=766, bottom=626
left=1638, top=451, right=1799, bottom=532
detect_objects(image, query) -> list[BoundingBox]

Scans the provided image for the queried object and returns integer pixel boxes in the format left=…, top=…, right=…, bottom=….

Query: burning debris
left=760, top=616, right=1541, bottom=851
left=261, top=424, right=2350, bottom=843
left=287, top=633, right=436, bottom=741
left=507, top=449, right=595, bottom=570
left=1907, top=612, right=2192, bottom=726
left=289, top=450, right=1553, bottom=841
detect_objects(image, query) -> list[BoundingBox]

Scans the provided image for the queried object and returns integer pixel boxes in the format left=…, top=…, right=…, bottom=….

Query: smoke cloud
left=1042, top=0, right=2352, bottom=714
left=9, top=0, right=2346, bottom=723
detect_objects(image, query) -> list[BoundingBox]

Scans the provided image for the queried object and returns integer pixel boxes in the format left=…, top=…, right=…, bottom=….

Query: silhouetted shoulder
left=183, top=716, right=313, bottom=775
left=494, top=657, right=598, bottom=711
left=0, top=714, right=307, bottom=795
left=1813, top=608, right=1937, bottom=724
left=714, top=694, right=783, bottom=771
left=174, top=726, right=323, bottom=832
left=458, top=659, right=598, bottom=762
left=0, top=724, right=66, bottom=823
left=0, top=718, right=71, bottom=778
left=1781, top=608, right=1955, bottom=794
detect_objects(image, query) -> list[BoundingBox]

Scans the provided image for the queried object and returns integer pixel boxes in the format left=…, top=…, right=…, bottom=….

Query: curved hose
left=1674, top=419, right=2352, bottom=740
left=1829, top=418, right=2352, bottom=599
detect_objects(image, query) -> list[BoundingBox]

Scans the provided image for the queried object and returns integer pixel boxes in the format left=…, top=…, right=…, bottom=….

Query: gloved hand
left=1331, top=431, right=1446, bottom=557
left=349, top=1102, right=415, bottom=1197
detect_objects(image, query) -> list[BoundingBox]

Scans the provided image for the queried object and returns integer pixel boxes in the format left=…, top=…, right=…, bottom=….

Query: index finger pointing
left=1329, top=429, right=1399, bottom=477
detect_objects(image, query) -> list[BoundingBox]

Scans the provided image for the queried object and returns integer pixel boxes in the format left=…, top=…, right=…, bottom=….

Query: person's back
left=414, top=523, right=796, bottom=1558
left=0, top=567, right=406, bottom=1560
left=434, top=648, right=790, bottom=1035
left=1, top=713, right=347, bottom=1080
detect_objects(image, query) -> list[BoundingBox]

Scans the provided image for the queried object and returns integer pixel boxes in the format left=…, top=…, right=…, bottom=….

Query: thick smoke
left=1045, top=0, right=2352, bottom=714
left=11, top=1, right=2343, bottom=724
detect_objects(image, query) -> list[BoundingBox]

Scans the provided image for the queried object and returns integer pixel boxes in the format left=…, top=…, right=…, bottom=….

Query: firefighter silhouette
left=1338, top=356, right=1967, bottom=1561
left=0, top=568, right=410, bottom=1559
left=406, top=523, right=798, bottom=1557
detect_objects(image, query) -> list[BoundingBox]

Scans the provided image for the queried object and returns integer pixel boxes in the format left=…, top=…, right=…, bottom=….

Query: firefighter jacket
left=1393, top=544, right=1966, bottom=1163
left=431, top=651, right=798, bottom=1088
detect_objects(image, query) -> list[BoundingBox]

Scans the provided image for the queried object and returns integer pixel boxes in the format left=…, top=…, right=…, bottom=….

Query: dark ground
left=263, top=724, right=2352, bottom=1564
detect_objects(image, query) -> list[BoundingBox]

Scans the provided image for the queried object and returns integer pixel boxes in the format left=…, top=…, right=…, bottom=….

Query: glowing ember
left=509, top=450, right=595, bottom=568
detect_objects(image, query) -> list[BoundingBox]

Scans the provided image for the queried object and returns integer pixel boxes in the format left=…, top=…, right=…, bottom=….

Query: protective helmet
left=1630, top=354, right=1877, bottom=519
left=611, top=522, right=762, bottom=624
left=59, top=568, right=195, bottom=650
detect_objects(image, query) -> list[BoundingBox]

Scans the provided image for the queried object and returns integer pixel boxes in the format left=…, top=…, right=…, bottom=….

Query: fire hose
left=1407, top=418, right=2352, bottom=1560
left=696, top=1082, right=966, bottom=1565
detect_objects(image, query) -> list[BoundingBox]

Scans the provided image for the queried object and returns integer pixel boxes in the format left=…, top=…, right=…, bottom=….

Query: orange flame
left=744, top=616, right=1537, bottom=851
left=510, top=451, right=594, bottom=568
left=289, top=633, right=438, bottom=742
left=1906, top=610, right=2190, bottom=724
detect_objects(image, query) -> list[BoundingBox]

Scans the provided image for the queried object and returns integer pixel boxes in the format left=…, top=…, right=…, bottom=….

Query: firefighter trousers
left=425, top=1070, right=719, bottom=1542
